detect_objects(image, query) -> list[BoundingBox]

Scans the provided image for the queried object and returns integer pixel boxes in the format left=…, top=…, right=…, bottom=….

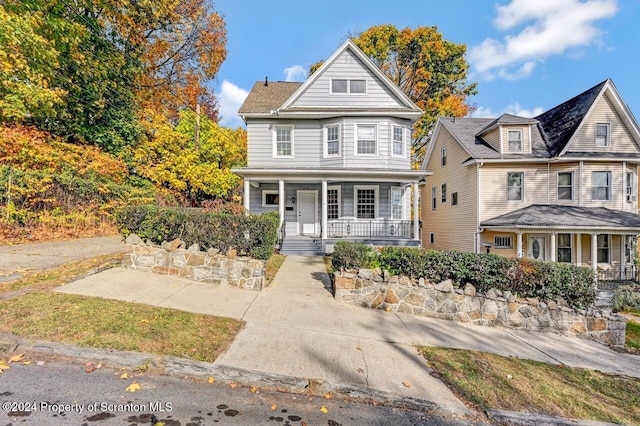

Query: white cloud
left=283, top=65, right=307, bottom=82
left=215, top=80, right=249, bottom=128
left=469, top=0, right=617, bottom=80
left=471, top=102, right=545, bottom=118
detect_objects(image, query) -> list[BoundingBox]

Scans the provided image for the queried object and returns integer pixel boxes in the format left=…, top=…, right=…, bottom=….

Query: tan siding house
left=421, top=79, right=640, bottom=282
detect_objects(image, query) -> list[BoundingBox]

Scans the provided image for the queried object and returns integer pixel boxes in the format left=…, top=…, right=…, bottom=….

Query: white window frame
left=323, top=123, right=341, bottom=157
left=626, top=172, right=635, bottom=203
left=431, top=187, right=437, bottom=211
left=507, top=172, right=524, bottom=201
left=451, top=192, right=458, bottom=206
left=330, top=78, right=367, bottom=95
left=272, top=125, right=294, bottom=158
left=592, top=171, right=611, bottom=201
left=557, top=172, right=574, bottom=201
left=354, top=123, right=378, bottom=156
left=429, top=232, right=435, bottom=244
left=262, top=190, right=280, bottom=207
left=507, top=129, right=523, bottom=152
left=597, top=234, right=610, bottom=264
left=441, top=183, right=447, bottom=203
left=353, top=185, right=379, bottom=219
left=327, top=185, right=341, bottom=220
left=390, top=186, right=405, bottom=220
left=494, top=236, right=513, bottom=249
left=392, top=126, right=405, bottom=157
left=557, top=233, right=572, bottom=263
left=595, top=123, right=610, bottom=147
left=441, top=146, right=447, bottom=167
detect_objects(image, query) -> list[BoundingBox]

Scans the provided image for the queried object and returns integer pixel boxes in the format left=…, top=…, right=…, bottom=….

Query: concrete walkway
left=57, top=255, right=640, bottom=416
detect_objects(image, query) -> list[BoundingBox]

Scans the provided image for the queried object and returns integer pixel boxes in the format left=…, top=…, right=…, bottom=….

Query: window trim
left=451, top=192, right=458, bottom=206
left=354, top=123, right=378, bottom=156
left=557, top=171, right=574, bottom=201
left=595, top=123, right=610, bottom=147
left=507, top=129, right=523, bottom=152
left=592, top=171, right=612, bottom=201
left=431, top=187, right=437, bottom=211
left=272, top=125, right=294, bottom=158
left=327, top=185, right=341, bottom=220
left=262, top=190, right=280, bottom=207
left=557, top=233, right=572, bottom=263
left=597, top=234, right=610, bottom=264
left=390, top=186, right=405, bottom=220
left=626, top=172, right=635, bottom=203
left=507, top=172, right=524, bottom=201
left=441, top=146, right=447, bottom=167
left=441, top=183, right=447, bottom=203
left=494, top=236, right=513, bottom=249
left=353, top=185, right=379, bottom=219
left=330, top=78, right=367, bottom=95
left=429, top=232, right=435, bottom=245
left=323, top=123, right=341, bottom=158
left=392, top=125, right=405, bottom=157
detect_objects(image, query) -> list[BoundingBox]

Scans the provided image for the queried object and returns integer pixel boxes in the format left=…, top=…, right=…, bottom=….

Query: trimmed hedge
left=115, top=206, right=279, bottom=260
left=332, top=242, right=596, bottom=310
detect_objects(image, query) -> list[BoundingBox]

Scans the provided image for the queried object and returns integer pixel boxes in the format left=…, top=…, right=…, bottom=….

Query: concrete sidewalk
left=57, top=255, right=640, bottom=415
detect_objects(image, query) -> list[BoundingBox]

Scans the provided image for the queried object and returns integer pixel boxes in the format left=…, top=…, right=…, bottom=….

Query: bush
left=332, top=242, right=595, bottom=310
left=114, top=206, right=279, bottom=260
left=612, top=284, right=640, bottom=312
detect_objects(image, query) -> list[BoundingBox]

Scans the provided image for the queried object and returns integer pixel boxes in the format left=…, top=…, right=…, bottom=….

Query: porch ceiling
left=232, top=167, right=429, bottom=183
left=481, top=204, right=640, bottom=233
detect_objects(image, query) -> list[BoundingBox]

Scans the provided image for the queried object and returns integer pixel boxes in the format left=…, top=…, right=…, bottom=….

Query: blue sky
left=212, top=0, right=640, bottom=129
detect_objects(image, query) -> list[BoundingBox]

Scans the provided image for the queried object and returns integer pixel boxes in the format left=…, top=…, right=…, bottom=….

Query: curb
left=486, top=409, right=622, bottom=426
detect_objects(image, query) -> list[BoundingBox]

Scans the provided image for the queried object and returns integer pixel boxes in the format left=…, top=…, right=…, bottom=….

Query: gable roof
left=238, top=81, right=302, bottom=115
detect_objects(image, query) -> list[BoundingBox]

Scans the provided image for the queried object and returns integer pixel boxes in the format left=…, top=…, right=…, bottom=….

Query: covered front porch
left=480, top=204, right=640, bottom=283
left=232, top=168, right=427, bottom=253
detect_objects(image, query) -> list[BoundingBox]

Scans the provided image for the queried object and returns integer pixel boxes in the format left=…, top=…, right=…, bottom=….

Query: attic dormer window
left=596, top=123, right=610, bottom=147
left=507, top=129, right=523, bottom=152
left=331, top=79, right=366, bottom=94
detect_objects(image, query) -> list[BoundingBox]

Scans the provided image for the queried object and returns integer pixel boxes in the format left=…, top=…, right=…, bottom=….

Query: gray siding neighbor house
left=233, top=40, right=428, bottom=254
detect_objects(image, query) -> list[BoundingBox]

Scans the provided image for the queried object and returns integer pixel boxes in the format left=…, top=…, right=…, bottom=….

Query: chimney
left=265, top=76, right=268, bottom=86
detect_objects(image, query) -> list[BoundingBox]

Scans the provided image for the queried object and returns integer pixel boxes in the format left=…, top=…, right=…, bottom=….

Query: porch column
left=591, top=233, right=598, bottom=274
left=412, top=182, right=420, bottom=241
left=621, top=235, right=626, bottom=277
left=321, top=180, right=328, bottom=240
left=550, top=233, right=556, bottom=262
left=278, top=180, right=285, bottom=226
left=516, top=232, right=523, bottom=259
left=243, top=179, right=250, bottom=215
left=576, top=233, right=582, bottom=266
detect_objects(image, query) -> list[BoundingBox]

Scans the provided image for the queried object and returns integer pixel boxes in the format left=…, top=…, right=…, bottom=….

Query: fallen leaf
left=320, top=405, right=328, bottom=414
left=22, top=361, right=31, bottom=365
left=356, top=346, right=362, bottom=351
left=385, top=306, right=391, bottom=312
left=0, top=363, right=10, bottom=373
left=208, top=376, right=215, bottom=384
left=402, top=381, right=411, bottom=388
left=85, top=365, right=97, bottom=373
left=120, top=373, right=129, bottom=379
left=324, top=392, right=332, bottom=399
left=270, top=404, right=277, bottom=410
left=230, top=382, right=238, bottom=389
left=9, top=354, right=24, bottom=363
left=126, top=382, right=141, bottom=392
left=250, top=386, right=257, bottom=393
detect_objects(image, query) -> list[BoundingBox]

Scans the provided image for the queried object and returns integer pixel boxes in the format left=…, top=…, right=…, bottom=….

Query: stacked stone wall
left=122, top=234, right=265, bottom=291
left=333, top=269, right=627, bottom=347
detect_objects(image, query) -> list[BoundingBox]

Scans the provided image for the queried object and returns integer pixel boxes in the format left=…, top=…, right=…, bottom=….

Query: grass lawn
left=627, top=320, right=640, bottom=351
left=265, top=254, right=285, bottom=286
left=418, top=346, right=640, bottom=425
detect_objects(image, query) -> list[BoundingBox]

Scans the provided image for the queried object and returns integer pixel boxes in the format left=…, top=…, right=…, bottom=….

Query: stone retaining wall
left=333, top=269, right=627, bottom=347
left=122, top=234, right=265, bottom=290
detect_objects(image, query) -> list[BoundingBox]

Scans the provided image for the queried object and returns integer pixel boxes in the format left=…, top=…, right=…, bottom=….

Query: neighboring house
left=233, top=40, right=427, bottom=255
left=421, top=79, right=640, bottom=281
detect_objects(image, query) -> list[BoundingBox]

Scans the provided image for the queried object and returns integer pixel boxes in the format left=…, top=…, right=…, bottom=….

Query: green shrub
left=114, top=206, right=279, bottom=260
left=612, top=284, right=640, bottom=312
left=331, top=241, right=377, bottom=271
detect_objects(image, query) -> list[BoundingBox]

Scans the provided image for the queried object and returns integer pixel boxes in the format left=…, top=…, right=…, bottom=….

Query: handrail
left=276, top=219, right=286, bottom=249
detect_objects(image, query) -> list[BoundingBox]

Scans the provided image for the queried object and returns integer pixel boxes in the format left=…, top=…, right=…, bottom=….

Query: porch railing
left=327, top=219, right=413, bottom=239
left=597, top=267, right=638, bottom=283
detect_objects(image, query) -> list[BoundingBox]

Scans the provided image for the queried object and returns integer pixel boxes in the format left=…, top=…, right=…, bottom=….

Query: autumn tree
left=313, top=25, right=477, bottom=164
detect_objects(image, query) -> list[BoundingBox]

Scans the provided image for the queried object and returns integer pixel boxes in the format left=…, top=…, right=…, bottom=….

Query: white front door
left=297, top=191, right=317, bottom=235
left=528, top=235, right=546, bottom=260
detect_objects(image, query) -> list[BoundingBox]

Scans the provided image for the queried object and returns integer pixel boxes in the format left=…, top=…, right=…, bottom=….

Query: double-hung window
left=327, top=186, right=341, bottom=219
left=273, top=126, right=293, bottom=157
left=557, top=234, right=572, bottom=263
left=325, top=125, right=340, bottom=156
left=356, top=124, right=377, bottom=155
left=557, top=172, right=573, bottom=201
left=508, top=129, right=523, bottom=152
left=441, top=146, right=447, bottom=167
left=441, top=184, right=447, bottom=203
left=392, top=126, right=404, bottom=156
left=390, top=187, right=404, bottom=220
left=626, top=172, right=635, bottom=202
left=431, top=187, right=437, bottom=211
left=597, top=234, right=610, bottom=263
left=331, top=79, right=366, bottom=94
left=507, top=172, right=524, bottom=201
left=595, top=123, right=610, bottom=147
left=592, top=171, right=611, bottom=201
left=354, top=186, right=378, bottom=219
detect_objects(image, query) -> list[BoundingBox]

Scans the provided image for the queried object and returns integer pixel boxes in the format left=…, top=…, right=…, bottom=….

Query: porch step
left=280, top=237, right=323, bottom=256
left=595, top=290, right=614, bottom=307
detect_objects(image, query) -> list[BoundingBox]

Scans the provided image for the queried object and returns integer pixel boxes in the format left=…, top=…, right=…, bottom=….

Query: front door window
left=528, top=235, right=546, bottom=260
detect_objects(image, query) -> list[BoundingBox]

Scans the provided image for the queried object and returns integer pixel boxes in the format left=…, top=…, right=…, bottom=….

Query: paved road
left=0, top=237, right=124, bottom=282
left=0, top=353, right=477, bottom=426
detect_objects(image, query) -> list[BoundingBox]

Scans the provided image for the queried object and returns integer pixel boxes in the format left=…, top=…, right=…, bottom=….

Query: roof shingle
left=238, top=81, right=302, bottom=114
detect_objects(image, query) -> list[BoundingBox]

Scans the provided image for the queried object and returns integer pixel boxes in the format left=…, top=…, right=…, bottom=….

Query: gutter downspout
left=476, top=161, right=483, bottom=253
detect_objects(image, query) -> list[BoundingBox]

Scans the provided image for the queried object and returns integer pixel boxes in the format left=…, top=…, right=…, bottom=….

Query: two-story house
left=421, top=79, right=640, bottom=281
left=233, top=40, right=427, bottom=254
